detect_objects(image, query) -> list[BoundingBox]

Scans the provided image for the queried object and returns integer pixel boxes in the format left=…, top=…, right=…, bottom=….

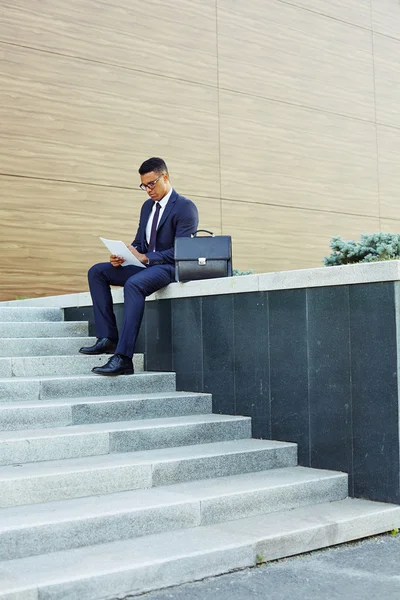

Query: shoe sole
left=91, top=370, right=134, bottom=376
left=79, top=350, right=116, bottom=355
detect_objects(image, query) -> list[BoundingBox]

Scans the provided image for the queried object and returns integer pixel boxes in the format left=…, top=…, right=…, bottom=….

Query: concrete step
left=1, top=498, right=399, bottom=599
left=0, top=307, right=63, bottom=322
left=0, top=321, right=88, bottom=338
left=0, top=337, right=96, bottom=358
left=0, top=414, right=252, bottom=465
left=0, top=439, right=297, bottom=507
left=0, top=337, right=97, bottom=357
left=0, top=353, right=144, bottom=378
left=0, top=337, right=96, bottom=357
left=0, top=466, right=348, bottom=561
left=0, top=392, right=212, bottom=432
left=0, top=372, right=176, bottom=403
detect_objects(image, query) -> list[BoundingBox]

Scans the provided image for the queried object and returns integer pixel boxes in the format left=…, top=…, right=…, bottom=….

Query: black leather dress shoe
left=92, top=354, right=134, bottom=376
left=79, top=338, right=117, bottom=355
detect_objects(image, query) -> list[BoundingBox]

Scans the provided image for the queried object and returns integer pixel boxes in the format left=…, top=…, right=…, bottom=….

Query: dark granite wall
left=65, top=281, right=400, bottom=504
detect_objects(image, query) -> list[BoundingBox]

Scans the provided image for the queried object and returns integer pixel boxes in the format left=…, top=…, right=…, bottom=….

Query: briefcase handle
left=191, top=230, right=215, bottom=238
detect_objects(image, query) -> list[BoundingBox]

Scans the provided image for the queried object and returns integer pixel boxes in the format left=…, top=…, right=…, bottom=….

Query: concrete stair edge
left=0, top=322, right=88, bottom=338
left=0, top=439, right=298, bottom=507
left=1, top=299, right=396, bottom=599
left=0, top=466, right=348, bottom=561
left=0, top=354, right=145, bottom=378
left=0, top=498, right=399, bottom=600
left=0, top=414, right=253, bottom=465
left=0, top=337, right=97, bottom=357
left=0, top=308, right=63, bottom=322
left=0, top=392, right=213, bottom=432
left=0, top=371, right=177, bottom=403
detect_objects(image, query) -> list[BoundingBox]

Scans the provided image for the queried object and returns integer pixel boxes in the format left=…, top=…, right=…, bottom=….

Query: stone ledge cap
left=2, top=261, right=400, bottom=308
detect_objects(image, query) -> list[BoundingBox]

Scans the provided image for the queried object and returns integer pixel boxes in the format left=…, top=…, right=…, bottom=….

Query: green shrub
left=324, top=233, right=400, bottom=267
left=233, top=269, right=254, bottom=276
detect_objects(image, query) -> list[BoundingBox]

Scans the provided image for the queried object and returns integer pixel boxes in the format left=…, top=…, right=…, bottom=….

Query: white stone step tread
left=0, top=466, right=346, bottom=529
left=0, top=498, right=399, bottom=600
left=0, top=467, right=348, bottom=560
left=0, top=414, right=252, bottom=464
left=0, top=337, right=96, bottom=357
left=0, top=371, right=177, bottom=403
left=0, top=439, right=297, bottom=507
left=0, top=321, right=88, bottom=338
left=0, top=390, right=211, bottom=408
left=0, top=307, right=63, bottom=322
left=0, top=353, right=144, bottom=378
left=0, top=439, right=295, bottom=479
left=0, top=372, right=170, bottom=383
left=0, top=413, right=250, bottom=440
left=0, top=392, right=213, bottom=432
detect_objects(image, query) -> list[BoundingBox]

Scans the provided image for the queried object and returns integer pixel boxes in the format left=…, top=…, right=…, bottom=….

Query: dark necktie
left=148, top=202, right=161, bottom=252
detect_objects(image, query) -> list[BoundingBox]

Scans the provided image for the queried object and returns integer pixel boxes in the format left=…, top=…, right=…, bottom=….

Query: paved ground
left=131, top=533, right=400, bottom=600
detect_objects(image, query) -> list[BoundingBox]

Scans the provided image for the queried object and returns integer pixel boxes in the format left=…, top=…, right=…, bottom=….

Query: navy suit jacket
left=131, top=189, right=198, bottom=266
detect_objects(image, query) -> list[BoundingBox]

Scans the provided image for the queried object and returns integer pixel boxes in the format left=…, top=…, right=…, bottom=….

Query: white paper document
left=99, top=237, right=146, bottom=268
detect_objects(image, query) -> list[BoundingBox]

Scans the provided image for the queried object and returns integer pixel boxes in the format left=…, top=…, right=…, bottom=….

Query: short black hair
left=138, top=157, right=168, bottom=176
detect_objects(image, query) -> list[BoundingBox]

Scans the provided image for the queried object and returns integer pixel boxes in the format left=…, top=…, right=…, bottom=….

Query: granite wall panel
left=202, top=295, right=235, bottom=415
left=233, top=292, right=270, bottom=439
left=349, top=283, right=400, bottom=503
left=171, top=297, right=203, bottom=393
left=307, top=286, right=352, bottom=490
left=269, top=289, right=310, bottom=466
left=144, top=300, right=172, bottom=373
left=67, top=279, right=400, bottom=504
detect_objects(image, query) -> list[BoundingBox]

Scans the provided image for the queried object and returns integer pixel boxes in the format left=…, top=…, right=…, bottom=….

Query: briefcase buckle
left=198, top=257, right=207, bottom=266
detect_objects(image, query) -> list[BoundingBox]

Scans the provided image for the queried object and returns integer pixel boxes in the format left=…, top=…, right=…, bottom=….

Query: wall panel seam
left=0, top=174, right=223, bottom=203
left=215, top=0, right=223, bottom=235
left=0, top=40, right=218, bottom=91
left=0, top=39, right=379, bottom=128
left=0, top=173, right=137, bottom=191
left=372, top=30, right=400, bottom=44
left=267, top=292, right=272, bottom=439
left=275, top=0, right=372, bottom=32
left=370, top=27, right=382, bottom=230
left=221, top=197, right=381, bottom=220
left=347, top=285, right=354, bottom=497
left=218, top=86, right=377, bottom=128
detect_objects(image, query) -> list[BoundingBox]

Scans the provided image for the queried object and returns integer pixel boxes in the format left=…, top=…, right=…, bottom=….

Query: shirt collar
left=155, top=187, right=173, bottom=209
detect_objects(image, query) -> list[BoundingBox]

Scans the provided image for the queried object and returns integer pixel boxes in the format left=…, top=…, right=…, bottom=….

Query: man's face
left=140, top=171, right=170, bottom=201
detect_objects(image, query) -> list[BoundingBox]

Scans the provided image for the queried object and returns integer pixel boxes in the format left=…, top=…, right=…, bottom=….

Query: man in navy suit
left=80, top=157, right=199, bottom=376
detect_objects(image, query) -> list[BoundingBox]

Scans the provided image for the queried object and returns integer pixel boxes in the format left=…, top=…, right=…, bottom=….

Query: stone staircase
left=0, top=306, right=399, bottom=600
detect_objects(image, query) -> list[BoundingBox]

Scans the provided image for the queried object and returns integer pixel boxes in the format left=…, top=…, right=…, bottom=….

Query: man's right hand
left=110, top=254, right=125, bottom=267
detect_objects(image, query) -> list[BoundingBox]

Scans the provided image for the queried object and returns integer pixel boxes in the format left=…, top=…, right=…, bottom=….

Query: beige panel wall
left=290, top=0, right=371, bottom=28
left=0, top=175, right=221, bottom=299
left=0, top=0, right=218, bottom=86
left=381, top=218, right=400, bottom=234
left=377, top=126, right=400, bottom=221
left=217, top=0, right=375, bottom=120
left=0, top=44, right=219, bottom=192
left=371, top=0, right=400, bottom=39
left=218, top=90, right=379, bottom=215
left=1, top=0, right=400, bottom=300
left=217, top=0, right=400, bottom=274
left=222, top=200, right=380, bottom=273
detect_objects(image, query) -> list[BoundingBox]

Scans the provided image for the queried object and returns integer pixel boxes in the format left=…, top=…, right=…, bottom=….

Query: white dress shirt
left=145, top=187, right=173, bottom=247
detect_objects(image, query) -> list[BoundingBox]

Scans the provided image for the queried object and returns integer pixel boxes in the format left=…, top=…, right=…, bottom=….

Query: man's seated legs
left=114, top=263, right=174, bottom=359
left=79, top=262, right=144, bottom=355
left=87, top=263, right=174, bottom=375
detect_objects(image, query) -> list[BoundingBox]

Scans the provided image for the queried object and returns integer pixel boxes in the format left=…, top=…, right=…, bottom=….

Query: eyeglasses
left=139, top=174, right=164, bottom=191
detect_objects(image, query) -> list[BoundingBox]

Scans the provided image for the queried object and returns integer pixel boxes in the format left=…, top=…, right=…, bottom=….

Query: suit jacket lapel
left=157, top=189, right=177, bottom=231
left=141, top=199, right=153, bottom=249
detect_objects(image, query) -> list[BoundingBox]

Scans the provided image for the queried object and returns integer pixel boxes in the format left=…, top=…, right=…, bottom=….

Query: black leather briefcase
left=174, top=230, right=232, bottom=282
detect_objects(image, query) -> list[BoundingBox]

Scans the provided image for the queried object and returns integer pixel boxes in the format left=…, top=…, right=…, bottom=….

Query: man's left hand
left=127, top=245, right=149, bottom=264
